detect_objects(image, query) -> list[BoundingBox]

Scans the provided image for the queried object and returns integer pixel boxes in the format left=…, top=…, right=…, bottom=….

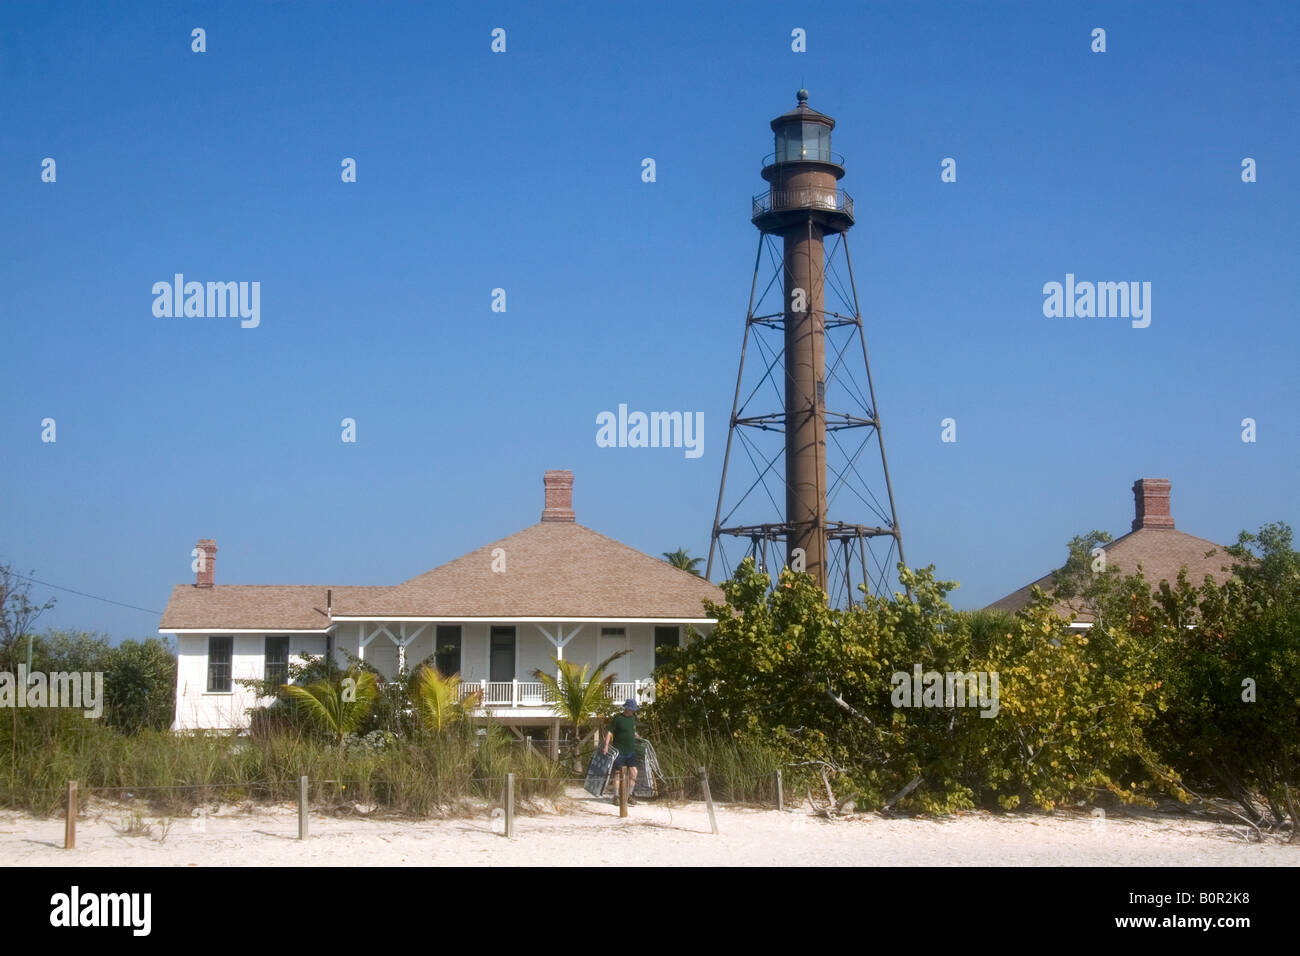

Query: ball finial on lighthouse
left=796, top=88, right=809, bottom=106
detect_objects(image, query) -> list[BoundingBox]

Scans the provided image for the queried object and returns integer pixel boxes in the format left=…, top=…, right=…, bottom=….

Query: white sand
left=2, top=788, right=1295, bottom=867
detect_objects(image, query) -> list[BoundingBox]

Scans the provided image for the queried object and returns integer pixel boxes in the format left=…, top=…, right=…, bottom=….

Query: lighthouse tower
left=707, top=91, right=905, bottom=605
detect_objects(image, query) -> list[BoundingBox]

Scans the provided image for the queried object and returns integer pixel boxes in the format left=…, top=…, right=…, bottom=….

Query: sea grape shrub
left=1137, top=524, right=1299, bottom=836
left=651, top=557, right=1182, bottom=813
left=973, top=597, right=1180, bottom=812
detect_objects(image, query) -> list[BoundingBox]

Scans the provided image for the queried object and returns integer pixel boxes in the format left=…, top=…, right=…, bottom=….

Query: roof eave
left=330, top=615, right=717, bottom=624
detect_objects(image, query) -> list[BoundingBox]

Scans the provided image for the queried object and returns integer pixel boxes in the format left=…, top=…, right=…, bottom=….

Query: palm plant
left=532, top=651, right=629, bottom=767
left=663, top=548, right=703, bottom=576
left=283, top=668, right=378, bottom=746
left=957, top=608, right=1018, bottom=653
left=409, top=664, right=480, bottom=734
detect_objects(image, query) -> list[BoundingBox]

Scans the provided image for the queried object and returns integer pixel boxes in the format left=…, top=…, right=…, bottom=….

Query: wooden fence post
left=699, top=766, right=718, bottom=835
left=64, top=781, right=77, bottom=849
left=776, top=769, right=784, bottom=812
left=505, top=773, right=515, bottom=838
left=619, top=766, right=629, bottom=818
left=298, top=776, right=309, bottom=840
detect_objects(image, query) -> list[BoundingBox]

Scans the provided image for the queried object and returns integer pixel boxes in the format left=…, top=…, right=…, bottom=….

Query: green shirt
left=608, top=713, right=638, bottom=756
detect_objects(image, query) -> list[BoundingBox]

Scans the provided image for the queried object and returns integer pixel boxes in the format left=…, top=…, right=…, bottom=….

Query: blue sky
left=2, top=1, right=1296, bottom=639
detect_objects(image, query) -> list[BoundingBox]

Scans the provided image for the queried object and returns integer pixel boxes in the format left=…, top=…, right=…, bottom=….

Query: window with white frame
left=436, top=625, right=461, bottom=676
left=654, top=625, right=680, bottom=671
left=207, top=635, right=233, bottom=693
left=264, top=635, right=290, bottom=689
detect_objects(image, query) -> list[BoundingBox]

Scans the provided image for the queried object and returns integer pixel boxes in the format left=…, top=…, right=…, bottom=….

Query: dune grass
left=1, top=705, right=787, bottom=818
left=648, top=732, right=788, bottom=804
left=0, top=709, right=568, bottom=817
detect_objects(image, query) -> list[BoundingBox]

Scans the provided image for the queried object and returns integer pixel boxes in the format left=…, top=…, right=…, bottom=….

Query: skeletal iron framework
left=707, top=92, right=905, bottom=606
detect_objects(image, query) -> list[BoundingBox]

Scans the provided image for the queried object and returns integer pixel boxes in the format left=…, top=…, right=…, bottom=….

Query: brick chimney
left=1132, top=479, right=1175, bottom=531
left=195, top=539, right=218, bottom=587
left=541, top=470, right=575, bottom=522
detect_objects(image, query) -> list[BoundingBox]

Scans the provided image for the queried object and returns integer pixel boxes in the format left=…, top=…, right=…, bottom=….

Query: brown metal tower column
left=784, top=219, right=828, bottom=587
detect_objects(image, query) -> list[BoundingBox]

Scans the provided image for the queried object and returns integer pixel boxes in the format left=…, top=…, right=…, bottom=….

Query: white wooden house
left=159, top=471, right=720, bottom=737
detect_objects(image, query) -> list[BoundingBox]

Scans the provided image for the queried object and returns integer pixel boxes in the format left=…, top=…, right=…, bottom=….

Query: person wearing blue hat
left=603, top=699, right=644, bottom=805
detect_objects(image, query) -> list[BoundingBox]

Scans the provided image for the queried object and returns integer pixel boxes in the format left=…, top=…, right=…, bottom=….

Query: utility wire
left=12, top=573, right=161, bottom=616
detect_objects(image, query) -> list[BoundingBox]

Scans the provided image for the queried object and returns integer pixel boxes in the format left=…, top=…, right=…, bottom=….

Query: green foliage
left=99, top=638, right=176, bottom=733
left=410, top=664, right=479, bottom=734
left=0, top=566, right=56, bottom=673
left=1013, top=521, right=1300, bottom=835
left=1049, top=530, right=1115, bottom=602
left=532, top=652, right=626, bottom=764
left=283, top=668, right=379, bottom=745
left=1128, top=523, right=1299, bottom=836
left=20, top=630, right=176, bottom=733
left=641, top=729, right=785, bottom=804
left=244, top=650, right=417, bottom=739
left=662, top=548, right=704, bottom=576
left=0, top=706, right=567, bottom=817
left=30, top=630, right=112, bottom=673
left=340, top=649, right=416, bottom=738
left=976, top=598, right=1177, bottom=811
left=651, top=557, right=1181, bottom=814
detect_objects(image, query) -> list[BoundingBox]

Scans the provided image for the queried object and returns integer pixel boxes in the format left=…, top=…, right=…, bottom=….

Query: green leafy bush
left=651, top=558, right=1181, bottom=813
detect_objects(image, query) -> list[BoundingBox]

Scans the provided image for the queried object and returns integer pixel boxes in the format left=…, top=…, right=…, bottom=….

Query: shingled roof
left=342, top=521, right=719, bottom=619
left=159, top=585, right=382, bottom=631
left=159, top=471, right=721, bottom=631
left=987, top=478, right=1238, bottom=623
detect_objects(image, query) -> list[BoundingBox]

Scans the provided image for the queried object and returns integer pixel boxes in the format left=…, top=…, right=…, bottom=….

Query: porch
left=343, top=620, right=692, bottom=705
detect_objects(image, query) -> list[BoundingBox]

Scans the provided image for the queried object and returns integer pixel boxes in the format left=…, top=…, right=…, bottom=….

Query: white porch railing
left=607, top=682, right=641, bottom=704
left=456, top=678, right=654, bottom=709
